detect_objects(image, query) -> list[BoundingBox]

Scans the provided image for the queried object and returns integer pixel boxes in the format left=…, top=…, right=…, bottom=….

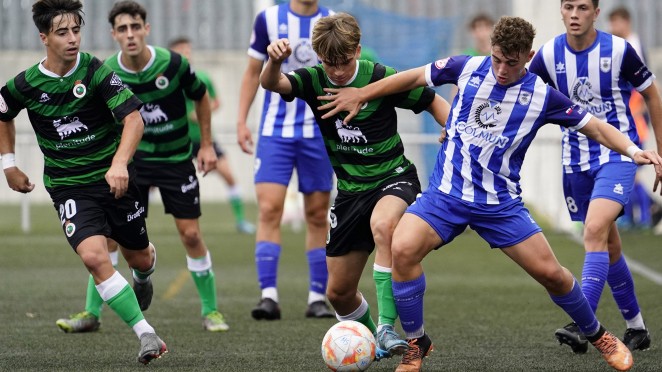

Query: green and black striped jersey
left=284, top=60, right=435, bottom=192
left=0, top=52, right=142, bottom=190
left=105, top=45, right=206, bottom=164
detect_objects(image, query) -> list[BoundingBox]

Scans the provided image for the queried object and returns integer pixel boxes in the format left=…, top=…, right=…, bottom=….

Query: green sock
left=191, top=269, right=218, bottom=316
left=373, top=269, right=397, bottom=326
left=230, top=196, right=245, bottom=222
left=356, top=304, right=377, bottom=334
left=85, top=274, right=104, bottom=318
left=106, top=285, right=145, bottom=327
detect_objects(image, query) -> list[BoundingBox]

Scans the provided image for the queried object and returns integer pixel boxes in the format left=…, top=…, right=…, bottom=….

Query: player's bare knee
left=538, top=266, right=568, bottom=293
left=582, top=221, right=609, bottom=245
left=179, top=227, right=202, bottom=248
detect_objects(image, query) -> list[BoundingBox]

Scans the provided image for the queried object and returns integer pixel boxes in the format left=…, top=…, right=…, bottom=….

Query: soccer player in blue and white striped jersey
left=236, top=0, right=335, bottom=320
left=529, top=0, right=662, bottom=353
left=318, top=16, right=662, bottom=372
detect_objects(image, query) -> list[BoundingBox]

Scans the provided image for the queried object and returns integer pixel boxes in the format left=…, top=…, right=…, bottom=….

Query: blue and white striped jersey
left=529, top=31, right=654, bottom=173
left=425, top=55, right=591, bottom=204
left=248, top=3, right=333, bottom=139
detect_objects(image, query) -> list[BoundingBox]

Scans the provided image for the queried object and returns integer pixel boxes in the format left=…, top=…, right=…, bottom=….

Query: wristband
left=626, top=145, right=641, bottom=159
left=2, top=153, right=16, bottom=170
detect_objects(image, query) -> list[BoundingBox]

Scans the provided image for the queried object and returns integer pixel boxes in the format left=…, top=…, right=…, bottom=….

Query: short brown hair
left=108, top=0, right=147, bottom=26
left=561, top=0, right=599, bottom=8
left=312, top=13, right=361, bottom=66
left=491, top=16, right=536, bottom=58
left=468, top=13, right=494, bottom=30
left=608, top=6, right=631, bottom=21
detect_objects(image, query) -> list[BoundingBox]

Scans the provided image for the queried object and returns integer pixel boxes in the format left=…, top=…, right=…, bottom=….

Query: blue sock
left=392, top=274, right=426, bottom=339
left=550, top=279, right=600, bottom=336
left=306, top=247, right=327, bottom=296
left=581, top=251, right=610, bottom=313
left=607, top=255, right=640, bottom=321
left=255, top=241, right=281, bottom=289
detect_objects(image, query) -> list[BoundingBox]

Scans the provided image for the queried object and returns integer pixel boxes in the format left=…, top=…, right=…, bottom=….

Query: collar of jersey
left=117, top=45, right=157, bottom=73
left=326, top=60, right=360, bottom=87
left=38, top=53, right=81, bottom=78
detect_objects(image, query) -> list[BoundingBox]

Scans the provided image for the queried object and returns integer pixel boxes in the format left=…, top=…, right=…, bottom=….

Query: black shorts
left=192, top=141, right=225, bottom=158
left=50, top=181, right=149, bottom=252
left=134, top=160, right=201, bottom=219
left=326, top=167, right=421, bottom=257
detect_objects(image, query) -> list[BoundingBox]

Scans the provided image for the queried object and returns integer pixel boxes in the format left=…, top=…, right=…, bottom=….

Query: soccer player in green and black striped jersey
left=56, top=0, right=229, bottom=334
left=260, top=12, right=449, bottom=361
left=0, top=0, right=166, bottom=364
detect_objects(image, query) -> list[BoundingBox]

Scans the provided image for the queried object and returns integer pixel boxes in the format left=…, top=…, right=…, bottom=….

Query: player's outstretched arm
left=0, top=119, right=34, bottom=193
left=260, top=38, right=294, bottom=95
left=194, top=91, right=218, bottom=176
left=236, top=57, right=263, bottom=155
left=640, top=81, right=662, bottom=154
left=580, top=116, right=662, bottom=193
left=427, top=94, right=451, bottom=142
left=107, top=110, right=143, bottom=199
left=318, top=65, right=428, bottom=123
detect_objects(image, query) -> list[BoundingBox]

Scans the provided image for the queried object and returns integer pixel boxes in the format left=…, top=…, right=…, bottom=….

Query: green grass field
left=0, top=202, right=660, bottom=371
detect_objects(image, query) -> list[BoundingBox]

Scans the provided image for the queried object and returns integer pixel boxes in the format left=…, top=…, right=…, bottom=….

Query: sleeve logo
left=434, top=58, right=449, bottom=70
left=0, top=94, right=8, bottom=113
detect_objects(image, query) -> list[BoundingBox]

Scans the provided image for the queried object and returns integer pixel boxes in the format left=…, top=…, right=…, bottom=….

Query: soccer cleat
left=590, top=330, right=633, bottom=371
left=251, top=298, right=281, bottom=320
left=623, top=328, right=651, bottom=351
left=305, top=301, right=334, bottom=318
left=55, top=311, right=100, bottom=333
left=396, top=334, right=434, bottom=372
left=376, top=324, right=409, bottom=356
left=138, top=332, right=168, bottom=365
left=236, top=220, right=256, bottom=234
left=555, top=322, right=588, bottom=354
left=133, top=277, right=153, bottom=311
left=203, top=311, right=229, bottom=332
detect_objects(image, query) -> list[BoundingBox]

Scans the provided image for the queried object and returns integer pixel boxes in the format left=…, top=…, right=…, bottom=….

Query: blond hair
left=312, top=13, right=361, bottom=66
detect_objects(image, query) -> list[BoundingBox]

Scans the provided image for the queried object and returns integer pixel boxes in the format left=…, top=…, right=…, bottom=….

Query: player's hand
left=3, top=167, right=35, bottom=193
left=197, top=144, right=218, bottom=176
left=653, top=161, right=662, bottom=196
left=317, top=87, right=363, bottom=123
left=237, top=122, right=254, bottom=154
left=267, top=38, right=292, bottom=63
left=105, top=163, right=129, bottom=199
left=438, top=127, right=447, bottom=143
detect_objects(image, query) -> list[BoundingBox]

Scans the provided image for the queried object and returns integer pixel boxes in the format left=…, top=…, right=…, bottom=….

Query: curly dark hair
left=32, top=0, right=85, bottom=34
left=491, top=16, right=536, bottom=58
left=108, top=0, right=147, bottom=26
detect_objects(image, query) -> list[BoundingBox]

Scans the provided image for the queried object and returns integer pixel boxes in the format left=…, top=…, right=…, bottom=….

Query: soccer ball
left=321, top=320, right=376, bottom=371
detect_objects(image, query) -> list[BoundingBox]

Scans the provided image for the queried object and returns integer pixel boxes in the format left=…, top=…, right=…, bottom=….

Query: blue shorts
left=562, top=162, right=637, bottom=222
left=254, top=136, right=333, bottom=194
left=406, top=187, right=542, bottom=249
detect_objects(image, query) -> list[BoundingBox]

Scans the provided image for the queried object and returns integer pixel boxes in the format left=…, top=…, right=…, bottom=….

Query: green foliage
left=0, top=203, right=660, bottom=371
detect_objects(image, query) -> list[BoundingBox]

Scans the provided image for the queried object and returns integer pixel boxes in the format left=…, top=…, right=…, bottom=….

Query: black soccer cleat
left=251, top=298, right=281, bottom=320
left=133, top=277, right=153, bottom=311
left=623, top=327, right=651, bottom=351
left=555, top=322, right=589, bottom=354
left=305, top=301, right=334, bottom=318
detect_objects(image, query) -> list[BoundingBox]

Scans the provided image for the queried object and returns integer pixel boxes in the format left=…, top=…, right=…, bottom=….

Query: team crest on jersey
left=140, top=103, right=168, bottom=124
left=474, top=99, right=502, bottom=128
left=39, top=93, right=51, bottom=103
left=155, top=75, right=169, bottom=89
left=0, top=94, right=8, bottom=113
left=291, top=40, right=315, bottom=69
left=335, top=118, right=367, bottom=143
left=518, top=90, right=532, bottom=106
left=600, top=57, right=612, bottom=73
left=572, top=77, right=594, bottom=106
left=53, top=116, right=89, bottom=140
left=72, top=80, right=86, bottom=98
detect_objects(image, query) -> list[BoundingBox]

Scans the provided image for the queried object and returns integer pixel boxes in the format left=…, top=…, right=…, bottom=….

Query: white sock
left=109, top=250, right=119, bottom=267
left=308, top=290, right=326, bottom=305
left=626, top=312, right=646, bottom=330
left=132, top=319, right=155, bottom=339
left=336, top=294, right=368, bottom=321
left=262, top=287, right=278, bottom=302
